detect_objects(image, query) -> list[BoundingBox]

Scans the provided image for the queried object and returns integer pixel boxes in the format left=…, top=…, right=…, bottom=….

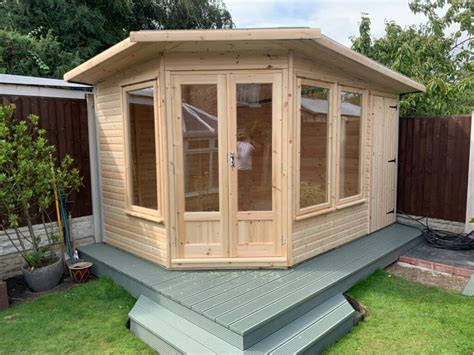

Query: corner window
left=297, top=79, right=332, bottom=215
left=123, top=81, right=161, bottom=217
left=339, top=89, right=363, bottom=200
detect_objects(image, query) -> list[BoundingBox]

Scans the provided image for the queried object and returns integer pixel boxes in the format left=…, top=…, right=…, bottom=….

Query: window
left=124, top=81, right=161, bottom=217
left=339, top=89, right=363, bottom=200
left=298, top=80, right=331, bottom=213
left=295, top=78, right=366, bottom=219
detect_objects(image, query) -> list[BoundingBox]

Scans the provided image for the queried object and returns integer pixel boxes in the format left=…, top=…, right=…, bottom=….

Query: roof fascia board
left=313, top=35, right=426, bottom=92
left=64, top=38, right=136, bottom=82
left=130, top=28, right=321, bottom=42
left=0, top=84, right=87, bottom=99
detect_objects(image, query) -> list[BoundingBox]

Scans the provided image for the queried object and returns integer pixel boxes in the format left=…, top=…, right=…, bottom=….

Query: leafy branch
left=0, top=104, right=82, bottom=269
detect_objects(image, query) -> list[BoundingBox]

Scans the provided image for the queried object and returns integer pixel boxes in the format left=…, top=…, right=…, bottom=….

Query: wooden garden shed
left=65, top=28, right=425, bottom=270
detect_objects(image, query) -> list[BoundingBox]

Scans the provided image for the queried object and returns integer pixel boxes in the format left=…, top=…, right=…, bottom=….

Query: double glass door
left=171, top=72, right=282, bottom=259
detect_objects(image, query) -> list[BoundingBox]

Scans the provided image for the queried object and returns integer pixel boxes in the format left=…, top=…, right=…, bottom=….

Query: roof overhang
left=64, top=28, right=425, bottom=94
left=130, top=28, right=321, bottom=42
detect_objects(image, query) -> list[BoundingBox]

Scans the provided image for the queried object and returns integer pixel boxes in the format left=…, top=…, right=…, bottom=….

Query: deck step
left=129, top=294, right=356, bottom=354
left=81, top=224, right=421, bottom=353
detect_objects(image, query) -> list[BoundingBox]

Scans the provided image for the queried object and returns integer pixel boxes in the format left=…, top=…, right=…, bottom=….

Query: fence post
left=87, top=92, right=103, bottom=242
left=466, top=112, right=474, bottom=233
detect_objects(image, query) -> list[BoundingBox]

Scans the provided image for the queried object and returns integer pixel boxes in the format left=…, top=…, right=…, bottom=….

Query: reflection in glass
left=299, top=85, right=329, bottom=209
left=339, top=91, right=362, bottom=199
left=236, top=83, right=273, bottom=211
left=181, top=84, right=219, bottom=212
left=127, top=87, right=158, bottom=209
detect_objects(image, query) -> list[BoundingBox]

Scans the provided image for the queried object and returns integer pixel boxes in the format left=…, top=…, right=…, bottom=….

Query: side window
left=339, top=90, right=362, bottom=199
left=298, top=81, right=331, bottom=212
left=125, top=85, right=159, bottom=211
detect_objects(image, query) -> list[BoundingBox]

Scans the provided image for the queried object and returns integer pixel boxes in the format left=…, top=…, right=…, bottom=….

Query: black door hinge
left=388, top=158, right=396, bottom=163
left=386, top=210, right=394, bottom=215
left=389, top=105, right=398, bottom=109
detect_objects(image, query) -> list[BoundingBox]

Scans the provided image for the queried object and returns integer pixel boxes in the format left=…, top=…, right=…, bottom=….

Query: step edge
left=269, top=301, right=356, bottom=354
left=130, top=303, right=214, bottom=354
left=247, top=295, right=353, bottom=353
left=83, top=252, right=245, bottom=349
left=130, top=296, right=241, bottom=354
left=233, top=234, right=421, bottom=336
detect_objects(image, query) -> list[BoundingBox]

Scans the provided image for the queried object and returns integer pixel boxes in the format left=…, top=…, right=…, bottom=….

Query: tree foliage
left=351, top=0, right=473, bottom=117
left=0, top=29, right=82, bottom=78
left=0, top=0, right=233, bottom=62
left=0, top=104, right=82, bottom=268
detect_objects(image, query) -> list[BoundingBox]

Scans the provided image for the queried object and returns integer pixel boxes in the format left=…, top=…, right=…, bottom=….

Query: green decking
left=79, top=223, right=422, bottom=354
left=464, top=276, right=474, bottom=296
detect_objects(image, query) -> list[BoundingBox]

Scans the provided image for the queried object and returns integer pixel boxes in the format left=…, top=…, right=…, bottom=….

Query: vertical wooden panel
left=0, top=94, right=92, bottom=219
left=370, top=96, right=398, bottom=232
left=398, top=115, right=471, bottom=222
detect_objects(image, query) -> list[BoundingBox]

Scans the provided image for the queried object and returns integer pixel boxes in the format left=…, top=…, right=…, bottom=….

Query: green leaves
left=0, top=104, right=83, bottom=265
left=352, top=0, right=473, bottom=117
left=0, top=0, right=233, bottom=74
left=0, top=29, right=82, bottom=79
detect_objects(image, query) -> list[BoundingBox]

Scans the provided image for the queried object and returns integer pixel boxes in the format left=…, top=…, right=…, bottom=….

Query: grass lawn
left=0, top=278, right=153, bottom=354
left=0, top=271, right=472, bottom=354
left=326, top=270, right=474, bottom=354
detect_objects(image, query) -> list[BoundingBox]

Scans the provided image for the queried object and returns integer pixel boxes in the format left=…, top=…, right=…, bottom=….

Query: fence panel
left=1, top=95, right=92, bottom=219
left=398, top=115, right=471, bottom=222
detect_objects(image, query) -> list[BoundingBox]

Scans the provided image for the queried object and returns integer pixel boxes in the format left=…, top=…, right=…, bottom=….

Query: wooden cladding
left=0, top=94, right=92, bottom=219
left=398, top=115, right=471, bottom=222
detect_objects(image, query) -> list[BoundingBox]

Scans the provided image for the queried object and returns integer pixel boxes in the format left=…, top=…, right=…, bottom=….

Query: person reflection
left=237, top=129, right=255, bottom=210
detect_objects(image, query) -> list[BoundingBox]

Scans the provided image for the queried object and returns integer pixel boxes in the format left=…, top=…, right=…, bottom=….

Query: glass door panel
left=236, top=83, right=273, bottom=211
left=172, top=74, right=228, bottom=259
left=229, top=73, right=282, bottom=258
left=181, top=84, right=220, bottom=212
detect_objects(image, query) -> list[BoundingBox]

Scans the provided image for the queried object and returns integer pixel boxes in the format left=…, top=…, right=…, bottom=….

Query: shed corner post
left=86, top=92, right=104, bottom=243
left=465, top=111, right=474, bottom=233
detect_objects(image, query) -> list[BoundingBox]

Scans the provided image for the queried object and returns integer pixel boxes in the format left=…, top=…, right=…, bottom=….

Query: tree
left=351, top=0, right=473, bottom=117
left=0, top=104, right=82, bottom=268
left=0, top=29, right=81, bottom=78
left=0, top=0, right=233, bottom=62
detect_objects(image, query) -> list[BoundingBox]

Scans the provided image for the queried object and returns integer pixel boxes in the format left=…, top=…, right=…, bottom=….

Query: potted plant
left=0, top=104, right=82, bottom=292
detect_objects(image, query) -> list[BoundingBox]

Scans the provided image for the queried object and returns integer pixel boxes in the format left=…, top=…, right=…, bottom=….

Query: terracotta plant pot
left=21, top=256, right=63, bottom=292
left=68, top=261, right=93, bottom=283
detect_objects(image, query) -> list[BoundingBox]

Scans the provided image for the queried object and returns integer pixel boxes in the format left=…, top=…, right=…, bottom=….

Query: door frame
left=171, top=73, right=229, bottom=258
left=169, top=70, right=284, bottom=261
left=228, top=72, right=283, bottom=257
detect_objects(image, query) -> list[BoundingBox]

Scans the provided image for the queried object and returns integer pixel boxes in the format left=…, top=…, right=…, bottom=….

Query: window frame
left=335, top=85, right=367, bottom=206
left=121, top=79, right=163, bottom=222
left=295, top=77, right=336, bottom=219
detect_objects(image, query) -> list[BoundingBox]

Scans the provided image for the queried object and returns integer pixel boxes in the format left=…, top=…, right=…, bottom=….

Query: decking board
left=228, top=226, right=418, bottom=334
left=211, top=226, right=408, bottom=326
left=180, top=270, right=273, bottom=308
left=464, top=276, right=474, bottom=296
left=80, top=223, right=421, bottom=337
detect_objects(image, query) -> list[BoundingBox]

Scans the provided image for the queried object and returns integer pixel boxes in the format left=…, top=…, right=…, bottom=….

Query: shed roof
left=64, top=28, right=425, bottom=94
left=1, top=73, right=91, bottom=90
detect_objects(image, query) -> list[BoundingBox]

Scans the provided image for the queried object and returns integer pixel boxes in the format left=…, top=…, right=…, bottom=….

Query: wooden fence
left=398, top=115, right=471, bottom=222
left=0, top=94, right=92, bottom=219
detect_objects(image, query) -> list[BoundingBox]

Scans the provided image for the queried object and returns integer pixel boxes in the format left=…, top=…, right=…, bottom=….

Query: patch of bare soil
left=386, top=263, right=469, bottom=293
left=6, top=275, right=84, bottom=306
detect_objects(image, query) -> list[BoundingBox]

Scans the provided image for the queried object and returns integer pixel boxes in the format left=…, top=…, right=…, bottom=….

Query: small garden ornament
left=0, top=104, right=82, bottom=291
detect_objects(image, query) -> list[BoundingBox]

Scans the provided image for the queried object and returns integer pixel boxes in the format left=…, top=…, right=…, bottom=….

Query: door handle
left=229, top=152, right=235, bottom=168
left=388, top=158, right=396, bottom=163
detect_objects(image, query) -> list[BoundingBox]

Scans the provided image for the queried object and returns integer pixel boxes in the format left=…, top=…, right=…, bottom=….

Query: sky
left=224, top=0, right=429, bottom=47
